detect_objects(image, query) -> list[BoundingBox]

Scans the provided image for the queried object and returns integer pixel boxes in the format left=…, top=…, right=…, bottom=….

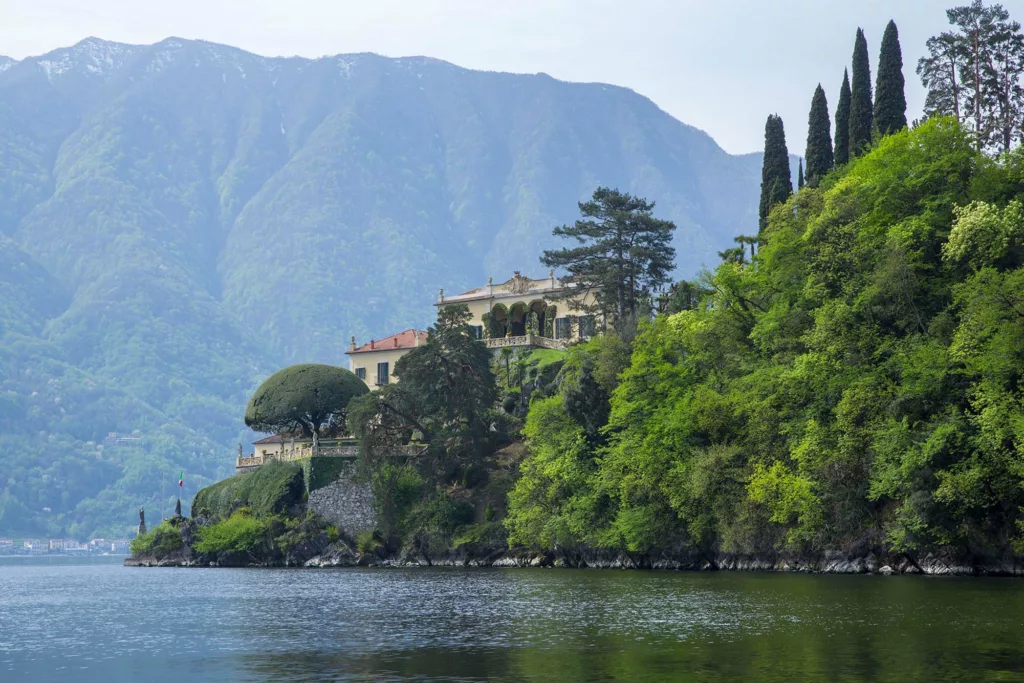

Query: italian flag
left=178, top=471, right=183, bottom=489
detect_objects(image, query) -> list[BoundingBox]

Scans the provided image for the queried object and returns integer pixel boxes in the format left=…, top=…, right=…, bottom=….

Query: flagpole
left=161, top=478, right=165, bottom=523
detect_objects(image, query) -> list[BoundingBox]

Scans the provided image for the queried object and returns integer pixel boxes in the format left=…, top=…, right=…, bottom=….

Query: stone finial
left=438, top=288, right=444, bottom=303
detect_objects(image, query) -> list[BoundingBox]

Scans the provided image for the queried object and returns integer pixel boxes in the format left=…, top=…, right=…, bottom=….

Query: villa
left=346, top=329, right=429, bottom=389
left=344, top=271, right=599, bottom=391
left=436, top=270, right=599, bottom=350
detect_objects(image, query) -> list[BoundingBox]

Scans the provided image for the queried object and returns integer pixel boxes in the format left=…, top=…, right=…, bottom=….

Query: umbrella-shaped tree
left=244, top=364, right=368, bottom=453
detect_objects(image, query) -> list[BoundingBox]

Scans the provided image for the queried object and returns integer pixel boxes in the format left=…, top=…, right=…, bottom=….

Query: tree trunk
left=310, top=418, right=321, bottom=455
left=974, top=30, right=983, bottom=148
left=948, top=54, right=961, bottom=122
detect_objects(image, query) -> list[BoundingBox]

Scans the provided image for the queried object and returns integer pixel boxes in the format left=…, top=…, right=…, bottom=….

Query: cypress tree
left=849, top=28, right=874, bottom=157
left=758, top=114, right=792, bottom=232
left=835, top=69, right=852, bottom=166
left=804, top=84, right=833, bottom=187
left=874, top=20, right=907, bottom=136
left=798, top=159, right=805, bottom=189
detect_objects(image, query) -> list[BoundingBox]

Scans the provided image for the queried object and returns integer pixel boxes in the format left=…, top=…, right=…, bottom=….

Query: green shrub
left=452, top=521, right=507, bottom=550
left=193, top=510, right=270, bottom=555
left=422, top=494, right=474, bottom=533
left=326, top=525, right=340, bottom=543
left=129, top=521, right=183, bottom=558
left=192, top=461, right=304, bottom=519
left=356, top=529, right=382, bottom=554
left=484, top=503, right=495, bottom=522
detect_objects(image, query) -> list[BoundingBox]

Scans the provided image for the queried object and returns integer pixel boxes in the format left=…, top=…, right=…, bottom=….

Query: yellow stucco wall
left=441, top=287, right=600, bottom=342
left=348, top=347, right=413, bottom=390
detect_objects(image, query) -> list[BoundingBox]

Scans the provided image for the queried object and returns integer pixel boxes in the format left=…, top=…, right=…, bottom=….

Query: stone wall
left=305, top=457, right=376, bottom=538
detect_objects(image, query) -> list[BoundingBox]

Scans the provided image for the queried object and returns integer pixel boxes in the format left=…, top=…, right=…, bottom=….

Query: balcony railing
left=483, top=334, right=568, bottom=350
left=235, top=439, right=426, bottom=471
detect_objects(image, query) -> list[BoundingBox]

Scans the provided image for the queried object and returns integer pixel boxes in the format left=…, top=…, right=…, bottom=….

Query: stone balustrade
left=235, top=439, right=426, bottom=474
left=484, top=334, right=567, bottom=350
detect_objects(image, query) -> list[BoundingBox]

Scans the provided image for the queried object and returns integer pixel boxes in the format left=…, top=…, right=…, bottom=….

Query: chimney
left=349, top=335, right=356, bottom=352
left=370, top=339, right=375, bottom=350
left=549, top=269, right=555, bottom=287
left=393, top=336, right=398, bottom=348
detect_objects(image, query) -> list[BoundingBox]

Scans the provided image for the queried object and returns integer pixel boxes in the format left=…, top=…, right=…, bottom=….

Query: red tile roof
left=347, top=329, right=428, bottom=354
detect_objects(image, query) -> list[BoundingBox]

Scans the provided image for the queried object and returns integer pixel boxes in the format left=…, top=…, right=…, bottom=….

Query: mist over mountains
left=0, top=37, right=783, bottom=536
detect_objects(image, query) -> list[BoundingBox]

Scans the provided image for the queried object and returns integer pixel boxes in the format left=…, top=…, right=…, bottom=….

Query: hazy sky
left=0, top=0, right=977, bottom=153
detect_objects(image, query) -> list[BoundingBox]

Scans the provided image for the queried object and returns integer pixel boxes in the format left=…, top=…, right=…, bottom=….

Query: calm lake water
left=1, top=557, right=1023, bottom=682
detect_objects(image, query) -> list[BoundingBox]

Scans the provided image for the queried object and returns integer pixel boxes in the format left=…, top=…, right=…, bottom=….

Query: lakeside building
left=342, top=272, right=600, bottom=393
left=0, top=538, right=131, bottom=555
left=436, top=271, right=600, bottom=350
left=345, top=329, right=429, bottom=390
left=242, top=271, right=602, bottom=472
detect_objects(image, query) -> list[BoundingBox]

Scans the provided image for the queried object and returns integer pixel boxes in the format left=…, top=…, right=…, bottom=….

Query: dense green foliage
left=540, top=188, right=676, bottom=325
left=874, top=20, right=909, bottom=136
left=850, top=28, right=875, bottom=157
left=834, top=70, right=853, bottom=166
left=758, top=115, right=793, bottom=231
left=507, top=120, right=1024, bottom=560
left=352, top=305, right=501, bottom=547
left=191, top=461, right=304, bottom=520
left=804, top=85, right=834, bottom=187
left=798, top=160, right=805, bottom=190
left=128, top=520, right=184, bottom=557
left=193, top=509, right=270, bottom=556
left=244, top=364, right=367, bottom=448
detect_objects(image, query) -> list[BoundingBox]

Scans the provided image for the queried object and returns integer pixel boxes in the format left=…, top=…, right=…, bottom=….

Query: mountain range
left=0, top=37, right=789, bottom=537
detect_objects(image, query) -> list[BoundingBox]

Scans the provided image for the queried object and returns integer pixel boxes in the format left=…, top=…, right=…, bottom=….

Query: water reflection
left=1, top=562, right=1022, bottom=682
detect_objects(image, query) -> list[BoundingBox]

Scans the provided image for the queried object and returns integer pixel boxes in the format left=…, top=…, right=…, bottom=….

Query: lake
left=1, top=557, right=1022, bottom=682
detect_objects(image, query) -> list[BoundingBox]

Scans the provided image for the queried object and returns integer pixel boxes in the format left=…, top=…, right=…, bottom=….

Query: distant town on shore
left=0, top=537, right=130, bottom=556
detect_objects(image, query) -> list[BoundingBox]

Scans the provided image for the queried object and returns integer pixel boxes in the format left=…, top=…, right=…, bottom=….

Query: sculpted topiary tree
left=245, top=364, right=368, bottom=452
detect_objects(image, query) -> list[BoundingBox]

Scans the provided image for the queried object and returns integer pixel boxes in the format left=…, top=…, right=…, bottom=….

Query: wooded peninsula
left=130, top=2, right=1024, bottom=574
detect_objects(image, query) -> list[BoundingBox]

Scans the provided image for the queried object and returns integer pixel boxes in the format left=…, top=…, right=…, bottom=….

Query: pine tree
left=835, top=69, right=852, bottom=166
left=798, top=159, right=805, bottom=189
left=875, top=20, right=908, bottom=136
left=541, top=187, right=676, bottom=325
left=758, top=114, right=792, bottom=232
left=805, top=84, right=834, bottom=187
left=919, top=3, right=1024, bottom=154
left=849, top=28, right=874, bottom=157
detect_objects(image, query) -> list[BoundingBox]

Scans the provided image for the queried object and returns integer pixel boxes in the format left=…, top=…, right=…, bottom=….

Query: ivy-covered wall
left=303, top=456, right=359, bottom=494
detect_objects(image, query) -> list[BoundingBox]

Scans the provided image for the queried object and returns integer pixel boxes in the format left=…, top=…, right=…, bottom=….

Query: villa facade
left=437, top=271, right=600, bottom=350
left=346, top=329, right=428, bottom=390
left=341, top=272, right=599, bottom=393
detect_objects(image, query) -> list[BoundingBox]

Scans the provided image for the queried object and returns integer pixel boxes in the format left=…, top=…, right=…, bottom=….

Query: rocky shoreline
left=125, top=541, right=1024, bottom=576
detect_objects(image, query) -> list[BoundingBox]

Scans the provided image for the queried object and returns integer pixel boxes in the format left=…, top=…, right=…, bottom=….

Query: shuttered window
left=376, top=362, right=389, bottom=386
